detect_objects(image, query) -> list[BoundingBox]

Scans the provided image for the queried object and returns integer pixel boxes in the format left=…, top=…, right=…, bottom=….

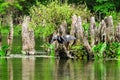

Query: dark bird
left=51, top=35, right=76, bottom=44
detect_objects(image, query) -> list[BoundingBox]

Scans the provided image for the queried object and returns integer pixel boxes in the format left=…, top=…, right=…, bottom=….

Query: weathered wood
left=83, top=32, right=93, bottom=59
left=7, top=13, right=13, bottom=55
left=104, top=16, right=114, bottom=43
left=59, top=21, right=67, bottom=36
left=22, top=16, right=35, bottom=55
left=98, top=20, right=106, bottom=43
left=70, top=15, right=77, bottom=46
left=115, top=23, right=120, bottom=42
left=51, top=15, right=120, bottom=59
left=53, top=21, right=74, bottom=59
left=75, top=16, right=84, bottom=43
left=89, top=17, right=96, bottom=47
left=70, top=15, right=77, bottom=36
left=75, top=16, right=93, bottom=59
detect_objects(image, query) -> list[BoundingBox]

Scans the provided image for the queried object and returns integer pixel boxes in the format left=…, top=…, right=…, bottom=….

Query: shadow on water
left=0, top=57, right=120, bottom=80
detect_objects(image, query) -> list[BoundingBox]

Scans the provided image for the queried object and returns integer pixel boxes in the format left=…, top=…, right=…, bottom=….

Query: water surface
left=0, top=57, right=120, bottom=80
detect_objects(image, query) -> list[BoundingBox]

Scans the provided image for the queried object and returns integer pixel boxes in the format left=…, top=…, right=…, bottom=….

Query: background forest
left=0, top=0, right=120, bottom=59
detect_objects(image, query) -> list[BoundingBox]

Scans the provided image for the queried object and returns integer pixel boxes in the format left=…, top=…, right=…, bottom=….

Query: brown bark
left=98, top=20, right=106, bottom=43
left=83, top=32, right=93, bottom=59
left=22, top=16, right=35, bottom=55
left=89, top=17, right=96, bottom=46
left=69, top=15, right=77, bottom=46
left=75, top=16, right=84, bottom=43
left=104, top=16, right=114, bottom=43
left=59, top=21, right=67, bottom=36
left=54, top=21, right=74, bottom=59
left=115, top=23, right=120, bottom=42
left=7, top=13, right=13, bottom=55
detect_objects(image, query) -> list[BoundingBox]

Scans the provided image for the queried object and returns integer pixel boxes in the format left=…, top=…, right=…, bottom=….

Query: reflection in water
left=0, top=58, right=120, bottom=80
left=22, top=57, right=35, bottom=80
left=0, top=58, right=8, bottom=80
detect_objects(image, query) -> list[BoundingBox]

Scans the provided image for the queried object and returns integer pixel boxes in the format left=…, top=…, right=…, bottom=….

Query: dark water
left=0, top=57, right=120, bottom=80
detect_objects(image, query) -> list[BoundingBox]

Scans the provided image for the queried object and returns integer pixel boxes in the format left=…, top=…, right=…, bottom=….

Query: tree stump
left=22, top=16, right=35, bottom=55
left=51, top=15, right=118, bottom=59
left=75, top=16, right=84, bottom=43
left=53, top=21, right=74, bottom=59
left=89, top=17, right=96, bottom=47
left=70, top=15, right=77, bottom=46
left=98, top=20, right=106, bottom=43
left=7, top=13, right=13, bottom=55
left=115, top=23, right=120, bottom=42
left=104, top=16, right=114, bottom=43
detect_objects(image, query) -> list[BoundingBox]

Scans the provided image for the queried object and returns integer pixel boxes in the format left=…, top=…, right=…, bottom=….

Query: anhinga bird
left=50, top=34, right=76, bottom=58
left=51, top=35, right=76, bottom=44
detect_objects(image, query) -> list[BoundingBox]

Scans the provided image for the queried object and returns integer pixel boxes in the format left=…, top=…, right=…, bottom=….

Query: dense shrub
left=29, top=1, right=91, bottom=37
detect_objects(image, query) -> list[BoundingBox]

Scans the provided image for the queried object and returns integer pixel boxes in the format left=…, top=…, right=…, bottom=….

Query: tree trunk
left=104, top=16, right=114, bottom=43
left=7, top=12, right=13, bottom=55
left=90, top=17, right=96, bottom=47
left=54, top=21, right=74, bottom=59
left=69, top=15, right=77, bottom=46
left=75, top=16, right=84, bottom=44
left=115, top=23, right=120, bottom=42
left=98, top=20, right=106, bottom=43
left=22, top=16, right=35, bottom=55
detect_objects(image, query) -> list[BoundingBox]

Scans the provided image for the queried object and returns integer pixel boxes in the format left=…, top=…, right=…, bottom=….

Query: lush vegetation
left=0, top=0, right=120, bottom=59
left=29, top=1, right=91, bottom=37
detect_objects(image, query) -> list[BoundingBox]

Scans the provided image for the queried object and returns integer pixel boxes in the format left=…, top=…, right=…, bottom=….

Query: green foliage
left=14, top=25, right=21, bottom=36
left=0, top=1, right=10, bottom=15
left=0, top=45, right=9, bottom=57
left=94, top=1, right=115, bottom=14
left=29, top=1, right=91, bottom=37
left=71, top=44, right=86, bottom=59
left=106, top=42, right=120, bottom=58
left=49, top=44, right=55, bottom=57
left=92, top=42, right=120, bottom=59
left=1, top=25, right=9, bottom=35
left=0, top=0, right=23, bottom=15
left=106, top=11, right=120, bottom=25
left=82, top=23, right=90, bottom=32
left=92, top=42, right=106, bottom=59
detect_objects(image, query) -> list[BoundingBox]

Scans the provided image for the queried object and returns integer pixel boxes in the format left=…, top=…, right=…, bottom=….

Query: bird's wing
left=63, top=35, right=76, bottom=42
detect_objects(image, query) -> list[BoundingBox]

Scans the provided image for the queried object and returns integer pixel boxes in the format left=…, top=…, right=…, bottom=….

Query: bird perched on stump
left=50, top=34, right=76, bottom=59
left=50, top=34, right=76, bottom=58
left=51, top=35, right=76, bottom=44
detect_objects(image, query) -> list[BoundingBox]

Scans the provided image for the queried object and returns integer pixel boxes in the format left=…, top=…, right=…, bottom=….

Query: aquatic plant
left=49, top=44, right=55, bottom=57
left=92, top=42, right=106, bottom=59
left=0, top=45, right=9, bottom=57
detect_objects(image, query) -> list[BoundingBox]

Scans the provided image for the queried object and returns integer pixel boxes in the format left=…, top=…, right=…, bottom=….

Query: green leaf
left=0, top=50, right=5, bottom=57
left=49, top=44, right=55, bottom=57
